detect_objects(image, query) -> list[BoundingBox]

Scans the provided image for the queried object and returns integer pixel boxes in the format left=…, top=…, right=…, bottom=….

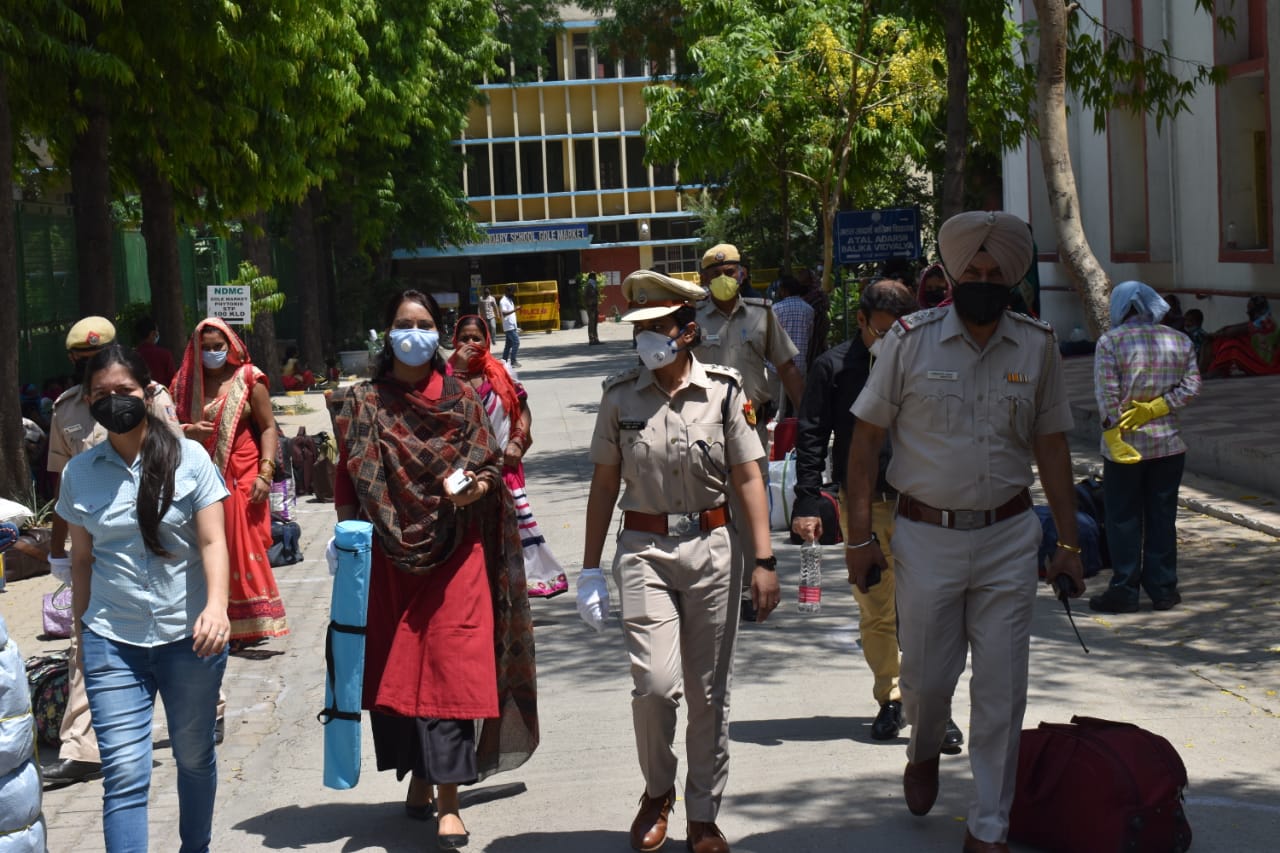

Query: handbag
left=42, top=583, right=73, bottom=639
left=25, top=652, right=70, bottom=745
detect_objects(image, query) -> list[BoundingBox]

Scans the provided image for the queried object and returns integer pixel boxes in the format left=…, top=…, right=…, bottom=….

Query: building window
left=625, top=138, right=647, bottom=188
left=652, top=244, right=700, bottom=274
left=623, top=54, right=645, bottom=78
left=466, top=147, right=491, bottom=197
left=1216, top=0, right=1271, bottom=258
left=574, top=140, right=596, bottom=190
left=492, top=143, right=517, bottom=196
left=519, top=142, right=544, bottom=194
left=599, top=139, right=623, bottom=189
left=546, top=140, right=565, bottom=193
left=573, top=34, right=591, bottom=80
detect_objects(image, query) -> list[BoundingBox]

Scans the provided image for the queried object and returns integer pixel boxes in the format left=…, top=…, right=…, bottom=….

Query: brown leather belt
left=623, top=505, right=730, bottom=537
left=896, top=489, right=1032, bottom=531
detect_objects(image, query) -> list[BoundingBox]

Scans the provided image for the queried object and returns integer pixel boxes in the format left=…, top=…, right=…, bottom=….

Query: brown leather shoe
left=686, top=820, right=730, bottom=853
left=962, top=828, right=1010, bottom=852
left=630, top=788, right=675, bottom=851
left=903, top=755, right=940, bottom=816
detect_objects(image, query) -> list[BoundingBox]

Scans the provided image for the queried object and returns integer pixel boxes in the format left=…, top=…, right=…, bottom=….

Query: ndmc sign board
left=207, top=285, right=251, bottom=324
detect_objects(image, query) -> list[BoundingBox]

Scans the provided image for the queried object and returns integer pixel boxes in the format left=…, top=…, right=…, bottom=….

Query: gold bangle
left=255, top=474, right=271, bottom=485
left=1057, top=542, right=1082, bottom=554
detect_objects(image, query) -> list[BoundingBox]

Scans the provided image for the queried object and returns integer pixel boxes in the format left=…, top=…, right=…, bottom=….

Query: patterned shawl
left=335, top=372, right=540, bottom=777
left=169, top=318, right=266, bottom=470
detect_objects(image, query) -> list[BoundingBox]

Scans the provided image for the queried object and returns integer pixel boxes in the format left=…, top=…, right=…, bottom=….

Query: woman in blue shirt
left=57, top=344, right=231, bottom=853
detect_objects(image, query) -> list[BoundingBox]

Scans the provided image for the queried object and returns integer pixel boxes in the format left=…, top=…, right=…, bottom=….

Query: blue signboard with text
left=835, top=207, right=921, bottom=265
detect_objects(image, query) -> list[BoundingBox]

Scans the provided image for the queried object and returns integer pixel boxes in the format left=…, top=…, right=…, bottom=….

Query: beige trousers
left=837, top=495, right=902, bottom=705
left=892, top=509, right=1041, bottom=843
left=614, top=525, right=742, bottom=822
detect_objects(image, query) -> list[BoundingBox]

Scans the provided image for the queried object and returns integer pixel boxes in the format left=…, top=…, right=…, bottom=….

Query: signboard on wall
left=206, top=285, right=251, bottom=324
left=835, top=207, right=921, bottom=265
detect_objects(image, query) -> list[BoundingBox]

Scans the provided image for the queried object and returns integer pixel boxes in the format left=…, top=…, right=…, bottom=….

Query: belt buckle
left=944, top=509, right=986, bottom=530
left=668, top=513, right=695, bottom=536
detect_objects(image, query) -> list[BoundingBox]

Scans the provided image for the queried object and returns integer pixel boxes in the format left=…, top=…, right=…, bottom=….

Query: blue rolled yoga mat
left=320, top=520, right=373, bottom=790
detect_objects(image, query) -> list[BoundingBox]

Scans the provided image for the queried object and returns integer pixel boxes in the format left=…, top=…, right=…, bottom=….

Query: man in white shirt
left=500, top=285, right=521, bottom=367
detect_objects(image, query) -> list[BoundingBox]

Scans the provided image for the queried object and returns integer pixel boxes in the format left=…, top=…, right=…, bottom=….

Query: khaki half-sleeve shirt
left=852, top=307, right=1073, bottom=510
left=695, top=297, right=799, bottom=407
left=589, top=358, right=764, bottom=515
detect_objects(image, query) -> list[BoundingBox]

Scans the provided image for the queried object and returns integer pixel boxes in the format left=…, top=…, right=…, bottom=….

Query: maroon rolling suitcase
left=1010, top=716, right=1192, bottom=852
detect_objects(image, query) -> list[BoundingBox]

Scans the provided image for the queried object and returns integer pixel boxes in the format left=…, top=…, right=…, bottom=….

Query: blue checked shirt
left=57, top=437, right=229, bottom=646
left=1094, top=321, right=1201, bottom=461
left=770, top=296, right=814, bottom=376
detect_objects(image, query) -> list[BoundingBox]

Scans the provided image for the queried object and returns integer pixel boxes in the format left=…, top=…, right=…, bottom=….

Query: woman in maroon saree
left=334, top=290, right=537, bottom=850
left=171, top=318, right=288, bottom=643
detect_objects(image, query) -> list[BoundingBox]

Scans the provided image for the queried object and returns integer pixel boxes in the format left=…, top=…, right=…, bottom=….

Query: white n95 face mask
left=635, top=330, right=680, bottom=370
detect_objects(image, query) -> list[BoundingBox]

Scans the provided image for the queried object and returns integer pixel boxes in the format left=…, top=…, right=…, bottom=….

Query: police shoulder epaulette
left=601, top=366, right=641, bottom=391
left=741, top=296, right=772, bottom=308
left=52, top=385, right=82, bottom=407
left=1005, top=310, right=1054, bottom=332
left=893, top=307, right=945, bottom=335
left=704, top=363, right=744, bottom=387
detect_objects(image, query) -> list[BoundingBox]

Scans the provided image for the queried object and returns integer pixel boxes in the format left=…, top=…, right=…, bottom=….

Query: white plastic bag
left=767, top=451, right=798, bottom=531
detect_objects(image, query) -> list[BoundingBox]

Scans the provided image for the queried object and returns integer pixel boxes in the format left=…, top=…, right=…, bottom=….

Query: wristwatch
left=754, top=555, right=778, bottom=571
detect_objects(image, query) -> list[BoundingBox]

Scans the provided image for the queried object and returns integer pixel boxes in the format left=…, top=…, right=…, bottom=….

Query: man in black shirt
left=790, top=279, right=963, bottom=752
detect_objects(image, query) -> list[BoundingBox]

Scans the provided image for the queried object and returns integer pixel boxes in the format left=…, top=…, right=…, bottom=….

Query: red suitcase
left=1010, top=716, right=1192, bottom=852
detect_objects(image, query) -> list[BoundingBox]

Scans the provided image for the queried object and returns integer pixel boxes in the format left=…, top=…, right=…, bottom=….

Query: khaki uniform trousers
left=61, top=620, right=228, bottom=763
left=613, top=525, right=741, bottom=822
left=892, top=509, right=1041, bottom=843
left=837, top=494, right=902, bottom=706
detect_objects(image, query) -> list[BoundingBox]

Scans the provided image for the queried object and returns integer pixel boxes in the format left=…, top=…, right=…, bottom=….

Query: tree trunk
left=0, top=71, right=29, bottom=501
left=290, top=195, right=324, bottom=370
left=137, top=161, right=186, bottom=365
left=71, top=99, right=115, bottom=318
left=1033, top=0, right=1110, bottom=336
left=941, top=0, right=969, bottom=221
left=241, top=212, right=283, bottom=392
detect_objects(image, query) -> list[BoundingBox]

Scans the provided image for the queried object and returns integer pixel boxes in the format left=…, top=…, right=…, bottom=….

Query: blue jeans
left=81, top=628, right=227, bottom=853
left=502, top=329, right=520, bottom=363
left=1103, top=453, right=1186, bottom=604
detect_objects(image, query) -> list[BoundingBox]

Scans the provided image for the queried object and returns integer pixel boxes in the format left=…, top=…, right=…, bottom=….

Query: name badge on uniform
left=620, top=419, right=647, bottom=431
left=64, top=423, right=83, bottom=435
left=927, top=370, right=959, bottom=381
left=704, top=333, right=721, bottom=345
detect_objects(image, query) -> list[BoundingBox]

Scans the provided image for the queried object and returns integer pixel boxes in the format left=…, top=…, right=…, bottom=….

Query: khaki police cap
left=65, top=316, right=117, bottom=351
left=701, top=243, right=741, bottom=270
left=621, top=270, right=706, bottom=322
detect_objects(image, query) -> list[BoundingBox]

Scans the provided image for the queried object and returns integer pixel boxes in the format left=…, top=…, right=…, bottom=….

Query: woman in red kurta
left=334, top=289, right=538, bottom=850
left=171, top=318, right=288, bottom=643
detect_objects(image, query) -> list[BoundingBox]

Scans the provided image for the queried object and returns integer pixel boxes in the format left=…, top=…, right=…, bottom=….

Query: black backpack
left=268, top=519, right=302, bottom=567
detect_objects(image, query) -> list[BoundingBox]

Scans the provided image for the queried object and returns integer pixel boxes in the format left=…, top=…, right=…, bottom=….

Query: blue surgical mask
left=388, top=328, right=440, bottom=367
left=201, top=349, right=228, bottom=369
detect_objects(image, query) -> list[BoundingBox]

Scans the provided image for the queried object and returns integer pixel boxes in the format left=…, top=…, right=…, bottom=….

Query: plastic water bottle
left=798, top=540, right=822, bottom=613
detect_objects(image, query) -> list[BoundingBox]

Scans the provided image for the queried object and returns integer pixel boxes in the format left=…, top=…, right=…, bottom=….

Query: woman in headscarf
left=1089, top=281, right=1201, bottom=614
left=447, top=315, right=567, bottom=599
left=334, top=291, right=538, bottom=850
left=915, top=262, right=950, bottom=309
left=171, top=318, right=289, bottom=644
left=1204, top=295, right=1280, bottom=378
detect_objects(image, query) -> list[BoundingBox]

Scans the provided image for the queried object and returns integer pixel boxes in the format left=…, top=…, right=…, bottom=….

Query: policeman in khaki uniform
left=695, top=244, right=803, bottom=620
left=44, top=316, right=187, bottom=789
left=578, top=271, right=780, bottom=853
left=844, top=212, right=1085, bottom=853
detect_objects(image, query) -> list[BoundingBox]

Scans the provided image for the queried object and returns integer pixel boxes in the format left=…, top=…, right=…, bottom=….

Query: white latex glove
left=325, top=537, right=338, bottom=576
left=48, top=555, right=73, bottom=585
left=576, top=568, right=610, bottom=633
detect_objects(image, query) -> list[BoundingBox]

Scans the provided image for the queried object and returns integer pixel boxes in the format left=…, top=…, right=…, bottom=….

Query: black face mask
left=90, top=393, right=147, bottom=435
left=921, top=288, right=947, bottom=307
left=952, top=282, right=1010, bottom=326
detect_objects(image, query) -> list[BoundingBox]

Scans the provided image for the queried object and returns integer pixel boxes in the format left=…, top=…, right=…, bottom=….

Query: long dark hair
left=85, top=344, right=180, bottom=557
left=375, top=289, right=447, bottom=377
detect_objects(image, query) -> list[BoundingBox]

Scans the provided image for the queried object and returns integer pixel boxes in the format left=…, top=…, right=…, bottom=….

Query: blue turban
left=1109, top=280, right=1170, bottom=327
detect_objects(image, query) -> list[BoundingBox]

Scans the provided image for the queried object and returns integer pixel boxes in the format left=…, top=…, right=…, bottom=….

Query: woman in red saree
left=334, top=290, right=537, bottom=850
left=171, top=318, right=289, bottom=643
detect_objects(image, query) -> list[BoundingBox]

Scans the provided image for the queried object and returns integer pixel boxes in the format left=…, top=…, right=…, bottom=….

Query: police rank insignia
left=743, top=400, right=757, bottom=426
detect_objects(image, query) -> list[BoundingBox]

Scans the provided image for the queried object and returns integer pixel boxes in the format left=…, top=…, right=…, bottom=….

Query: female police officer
left=578, top=270, right=780, bottom=853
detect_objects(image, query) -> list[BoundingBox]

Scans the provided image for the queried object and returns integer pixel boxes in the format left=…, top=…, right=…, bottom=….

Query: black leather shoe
left=215, top=717, right=225, bottom=745
left=42, top=759, right=103, bottom=790
left=1152, top=592, right=1182, bottom=611
left=870, top=701, right=903, bottom=740
left=1089, top=589, right=1139, bottom=614
left=941, top=718, right=964, bottom=755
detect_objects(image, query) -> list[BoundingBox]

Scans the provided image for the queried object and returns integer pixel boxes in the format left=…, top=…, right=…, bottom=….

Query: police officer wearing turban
left=844, top=212, right=1085, bottom=853
left=578, top=271, right=780, bottom=853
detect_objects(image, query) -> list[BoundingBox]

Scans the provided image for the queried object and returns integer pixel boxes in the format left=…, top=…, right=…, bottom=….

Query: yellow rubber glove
left=1117, top=396, right=1170, bottom=431
left=1103, top=428, right=1143, bottom=464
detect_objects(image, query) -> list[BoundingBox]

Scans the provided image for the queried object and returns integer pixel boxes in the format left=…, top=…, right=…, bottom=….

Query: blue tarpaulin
left=319, top=520, right=373, bottom=790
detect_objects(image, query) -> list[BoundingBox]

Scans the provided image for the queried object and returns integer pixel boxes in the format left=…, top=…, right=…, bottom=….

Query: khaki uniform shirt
left=852, top=307, right=1073, bottom=510
left=589, top=358, right=764, bottom=515
left=695, top=297, right=799, bottom=408
left=47, top=384, right=181, bottom=474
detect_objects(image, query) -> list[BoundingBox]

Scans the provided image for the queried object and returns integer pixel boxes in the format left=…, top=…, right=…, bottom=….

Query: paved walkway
left=7, top=319, right=1280, bottom=851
